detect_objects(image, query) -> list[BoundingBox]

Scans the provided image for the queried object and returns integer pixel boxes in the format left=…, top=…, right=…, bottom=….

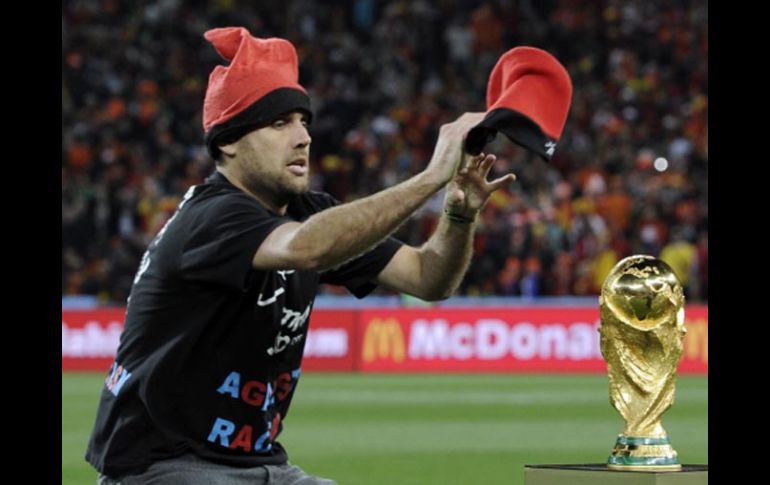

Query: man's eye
left=272, top=120, right=287, bottom=128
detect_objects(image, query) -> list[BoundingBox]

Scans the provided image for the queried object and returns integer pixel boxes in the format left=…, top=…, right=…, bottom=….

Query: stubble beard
left=243, top=168, right=309, bottom=208
left=282, top=174, right=310, bottom=198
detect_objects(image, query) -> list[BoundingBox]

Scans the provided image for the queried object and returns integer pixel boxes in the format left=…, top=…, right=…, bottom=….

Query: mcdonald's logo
left=362, top=318, right=405, bottom=363
left=684, top=317, right=708, bottom=364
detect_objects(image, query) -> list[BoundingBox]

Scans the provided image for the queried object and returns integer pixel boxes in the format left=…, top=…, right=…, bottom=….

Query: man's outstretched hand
left=443, top=153, right=516, bottom=221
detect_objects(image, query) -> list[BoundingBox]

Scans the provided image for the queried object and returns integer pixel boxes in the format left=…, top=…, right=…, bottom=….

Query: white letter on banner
left=409, top=319, right=450, bottom=359
left=510, top=323, right=537, bottom=360
left=540, top=324, right=568, bottom=359
left=449, top=323, right=474, bottom=360
left=569, top=323, right=594, bottom=360
left=476, top=319, right=508, bottom=359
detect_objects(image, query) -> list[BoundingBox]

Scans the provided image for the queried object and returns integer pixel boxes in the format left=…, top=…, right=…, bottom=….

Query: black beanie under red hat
left=202, top=27, right=312, bottom=159
left=465, top=46, right=573, bottom=161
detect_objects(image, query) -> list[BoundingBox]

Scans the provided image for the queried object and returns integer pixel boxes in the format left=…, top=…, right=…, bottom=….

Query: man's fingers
left=470, top=153, right=485, bottom=170
left=480, top=154, right=497, bottom=176
left=487, top=173, right=517, bottom=191
left=460, top=153, right=482, bottom=172
left=462, top=153, right=493, bottom=173
left=457, top=112, right=486, bottom=127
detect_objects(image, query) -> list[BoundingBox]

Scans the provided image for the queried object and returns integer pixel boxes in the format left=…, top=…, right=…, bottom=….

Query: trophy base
left=608, top=464, right=682, bottom=472
left=525, top=464, right=707, bottom=485
left=608, top=435, right=680, bottom=471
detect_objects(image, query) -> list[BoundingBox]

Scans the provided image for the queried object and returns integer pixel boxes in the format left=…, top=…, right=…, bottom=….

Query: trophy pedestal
left=525, top=464, right=708, bottom=485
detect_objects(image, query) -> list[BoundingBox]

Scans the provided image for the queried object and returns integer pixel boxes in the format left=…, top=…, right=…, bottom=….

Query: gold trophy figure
left=599, top=255, right=686, bottom=471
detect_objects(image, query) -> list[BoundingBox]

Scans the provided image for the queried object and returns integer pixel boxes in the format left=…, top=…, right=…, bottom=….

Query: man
left=86, top=27, right=515, bottom=484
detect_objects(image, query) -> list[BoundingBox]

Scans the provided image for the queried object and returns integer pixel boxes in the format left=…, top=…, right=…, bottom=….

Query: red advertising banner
left=61, top=309, right=357, bottom=372
left=679, top=306, right=708, bottom=373
left=300, top=310, right=356, bottom=371
left=62, top=309, right=126, bottom=371
left=62, top=306, right=707, bottom=374
left=358, top=306, right=708, bottom=374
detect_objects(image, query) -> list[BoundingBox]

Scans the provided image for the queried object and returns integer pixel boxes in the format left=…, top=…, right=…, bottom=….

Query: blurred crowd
left=62, top=0, right=708, bottom=304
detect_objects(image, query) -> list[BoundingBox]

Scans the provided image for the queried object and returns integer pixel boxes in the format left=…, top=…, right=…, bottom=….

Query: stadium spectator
left=62, top=0, right=708, bottom=302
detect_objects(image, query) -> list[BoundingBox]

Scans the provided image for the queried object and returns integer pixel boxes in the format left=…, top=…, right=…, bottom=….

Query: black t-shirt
left=86, top=172, right=402, bottom=477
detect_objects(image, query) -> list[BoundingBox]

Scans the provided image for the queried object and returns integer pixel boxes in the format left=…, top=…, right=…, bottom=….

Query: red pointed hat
left=465, top=47, right=573, bottom=161
left=202, top=27, right=311, bottom=158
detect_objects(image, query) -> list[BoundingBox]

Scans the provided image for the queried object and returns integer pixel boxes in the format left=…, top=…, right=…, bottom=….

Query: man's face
left=229, top=111, right=312, bottom=204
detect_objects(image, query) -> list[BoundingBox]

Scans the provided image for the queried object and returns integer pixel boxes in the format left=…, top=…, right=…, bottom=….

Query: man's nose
left=293, top=123, right=311, bottom=149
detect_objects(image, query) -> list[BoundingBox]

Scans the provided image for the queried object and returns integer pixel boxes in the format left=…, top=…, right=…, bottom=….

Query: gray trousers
left=97, top=453, right=337, bottom=485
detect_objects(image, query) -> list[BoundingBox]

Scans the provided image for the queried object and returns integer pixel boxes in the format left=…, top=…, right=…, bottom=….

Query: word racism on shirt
left=207, top=369, right=300, bottom=453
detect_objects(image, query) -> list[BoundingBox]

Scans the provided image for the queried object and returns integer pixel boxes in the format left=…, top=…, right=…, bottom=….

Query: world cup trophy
left=599, top=255, right=686, bottom=471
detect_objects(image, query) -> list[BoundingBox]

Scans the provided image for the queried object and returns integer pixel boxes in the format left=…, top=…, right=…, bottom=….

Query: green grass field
left=63, top=373, right=707, bottom=484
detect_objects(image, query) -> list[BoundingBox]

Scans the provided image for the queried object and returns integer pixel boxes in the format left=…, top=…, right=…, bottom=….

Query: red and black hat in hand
left=203, top=27, right=312, bottom=159
left=465, top=47, right=573, bottom=161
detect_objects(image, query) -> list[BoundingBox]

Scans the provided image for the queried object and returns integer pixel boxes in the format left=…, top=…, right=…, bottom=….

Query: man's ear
left=218, top=142, right=237, bottom=157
